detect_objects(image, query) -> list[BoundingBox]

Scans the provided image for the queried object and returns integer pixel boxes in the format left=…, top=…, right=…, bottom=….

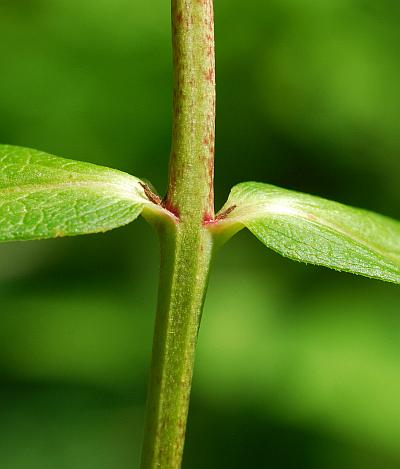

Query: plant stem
left=140, top=1, right=215, bottom=468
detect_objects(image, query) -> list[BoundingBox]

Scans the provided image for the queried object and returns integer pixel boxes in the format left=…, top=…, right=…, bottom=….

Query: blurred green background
left=0, top=0, right=400, bottom=467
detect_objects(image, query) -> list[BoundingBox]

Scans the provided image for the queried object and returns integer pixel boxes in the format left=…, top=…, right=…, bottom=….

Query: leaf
left=213, top=182, right=400, bottom=284
left=0, top=145, right=166, bottom=242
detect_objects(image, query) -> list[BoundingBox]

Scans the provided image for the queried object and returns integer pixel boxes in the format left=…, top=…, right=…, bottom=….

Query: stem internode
left=140, top=1, right=216, bottom=468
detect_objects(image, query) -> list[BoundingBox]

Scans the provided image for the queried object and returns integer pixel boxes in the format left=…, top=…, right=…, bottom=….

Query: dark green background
left=0, top=0, right=400, bottom=467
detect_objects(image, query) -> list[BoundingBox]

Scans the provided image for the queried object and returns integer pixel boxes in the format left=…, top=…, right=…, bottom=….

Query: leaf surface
left=0, top=145, right=162, bottom=241
left=214, top=182, right=400, bottom=283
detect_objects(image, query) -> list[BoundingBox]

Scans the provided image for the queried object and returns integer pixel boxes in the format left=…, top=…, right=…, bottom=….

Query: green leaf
left=213, top=182, right=400, bottom=284
left=0, top=145, right=165, bottom=242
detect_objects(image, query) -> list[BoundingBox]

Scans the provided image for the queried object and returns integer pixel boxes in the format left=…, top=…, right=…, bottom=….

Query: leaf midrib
left=0, top=180, right=142, bottom=201
left=223, top=201, right=400, bottom=266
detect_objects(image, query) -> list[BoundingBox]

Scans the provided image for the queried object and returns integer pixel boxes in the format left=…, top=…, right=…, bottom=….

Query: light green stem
left=140, top=1, right=216, bottom=468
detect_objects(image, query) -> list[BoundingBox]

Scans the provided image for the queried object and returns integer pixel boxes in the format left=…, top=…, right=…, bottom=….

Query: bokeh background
left=0, top=0, right=400, bottom=467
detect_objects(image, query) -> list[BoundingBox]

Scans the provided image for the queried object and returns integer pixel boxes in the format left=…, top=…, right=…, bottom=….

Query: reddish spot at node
left=162, top=199, right=180, bottom=221
left=204, top=205, right=237, bottom=226
left=203, top=212, right=214, bottom=225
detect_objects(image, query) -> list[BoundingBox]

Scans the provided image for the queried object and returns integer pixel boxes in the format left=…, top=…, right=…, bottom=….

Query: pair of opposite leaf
left=0, top=144, right=399, bottom=284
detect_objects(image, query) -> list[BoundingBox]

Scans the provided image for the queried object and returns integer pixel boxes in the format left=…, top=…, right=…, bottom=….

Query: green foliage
left=0, top=145, right=155, bottom=241
left=1, top=1, right=400, bottom=468
left=2, top=144, right=400, bottom=285
left=216, top=182, right=400, bottom=283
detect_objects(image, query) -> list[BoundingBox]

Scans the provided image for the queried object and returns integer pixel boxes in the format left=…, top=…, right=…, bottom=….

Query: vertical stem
left=140, top=1, right=215, bottom=469
left=140, top=222, right=213, bottom=469
left=167, top=0, right=215, bottom=222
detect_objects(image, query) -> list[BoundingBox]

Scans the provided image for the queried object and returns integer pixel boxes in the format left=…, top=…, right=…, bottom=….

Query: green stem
left=140, top=1, right=215, bottom=468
